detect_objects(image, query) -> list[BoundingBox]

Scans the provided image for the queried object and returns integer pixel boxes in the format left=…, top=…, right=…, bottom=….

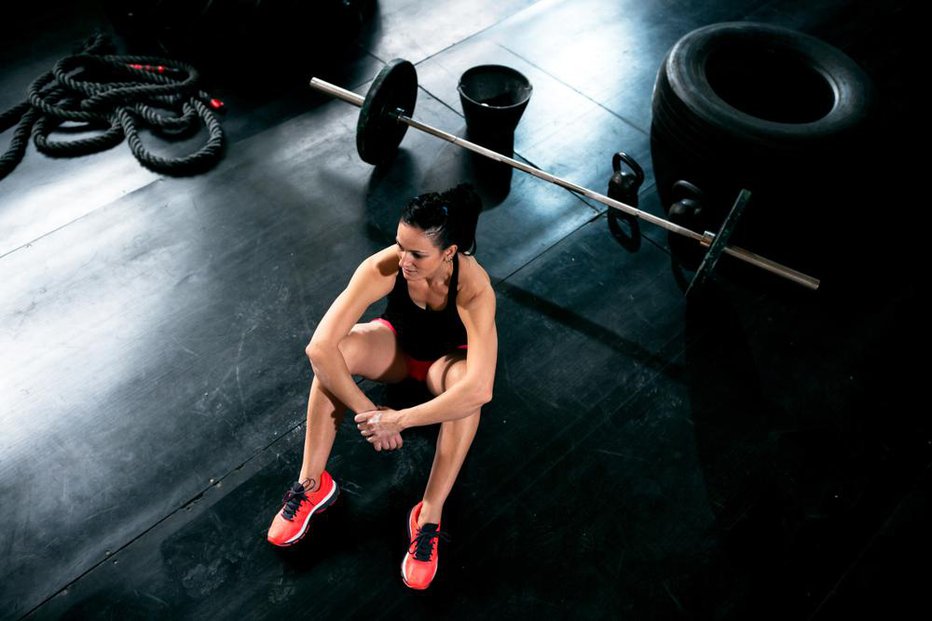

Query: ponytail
left=400, top=183, right=482, bottom=254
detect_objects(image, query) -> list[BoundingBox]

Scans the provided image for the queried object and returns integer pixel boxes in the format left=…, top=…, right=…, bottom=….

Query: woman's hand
left=355, top=408, right=404, bottom=452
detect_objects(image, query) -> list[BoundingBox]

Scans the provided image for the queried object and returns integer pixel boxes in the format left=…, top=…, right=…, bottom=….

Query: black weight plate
left=686, top=188, right=752, bottom=297
left=357, top=58, right=417, bottom=165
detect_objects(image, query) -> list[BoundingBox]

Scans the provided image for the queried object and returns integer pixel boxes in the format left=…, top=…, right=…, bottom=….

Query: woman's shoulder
left=363, top=245, right=401, bottom=278
left=457, top=254, right=493, bottom=305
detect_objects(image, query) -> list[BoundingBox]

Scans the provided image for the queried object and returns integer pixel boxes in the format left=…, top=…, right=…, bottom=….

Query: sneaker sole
left=273, top=481, right=340, bottom=547
left=401, top=573, right=433, bottom=591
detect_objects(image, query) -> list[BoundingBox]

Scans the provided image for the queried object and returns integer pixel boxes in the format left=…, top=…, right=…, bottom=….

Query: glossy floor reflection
left=1, top=0, right=924, bottom=619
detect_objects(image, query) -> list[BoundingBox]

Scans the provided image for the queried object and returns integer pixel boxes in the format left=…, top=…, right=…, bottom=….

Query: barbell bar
left=308, top=61, right=820, bottom=291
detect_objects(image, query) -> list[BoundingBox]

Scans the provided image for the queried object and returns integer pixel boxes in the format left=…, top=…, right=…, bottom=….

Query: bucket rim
left=457, top=64, right=533, bottom=110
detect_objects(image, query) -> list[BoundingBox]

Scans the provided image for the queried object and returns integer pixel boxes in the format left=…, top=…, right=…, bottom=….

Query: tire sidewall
left=655, top=22, right=873, bottom=155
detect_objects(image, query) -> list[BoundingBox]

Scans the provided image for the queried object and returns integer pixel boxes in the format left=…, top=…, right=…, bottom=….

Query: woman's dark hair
left=400, top=183, right=482, bottom=255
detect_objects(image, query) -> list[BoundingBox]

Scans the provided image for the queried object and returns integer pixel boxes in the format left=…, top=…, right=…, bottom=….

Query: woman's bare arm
left=305, top=247, right=397, bottom=414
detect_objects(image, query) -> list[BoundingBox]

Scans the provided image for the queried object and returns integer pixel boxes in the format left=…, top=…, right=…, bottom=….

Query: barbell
left=308, top=59, right=820, bottom=291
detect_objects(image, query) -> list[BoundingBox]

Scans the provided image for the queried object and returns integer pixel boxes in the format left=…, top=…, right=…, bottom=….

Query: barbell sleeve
left=309, top=77, right=366, bottom=107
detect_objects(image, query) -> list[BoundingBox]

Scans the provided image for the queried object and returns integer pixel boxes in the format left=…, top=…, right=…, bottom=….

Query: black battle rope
left=1, top=34, right=225, bottom=181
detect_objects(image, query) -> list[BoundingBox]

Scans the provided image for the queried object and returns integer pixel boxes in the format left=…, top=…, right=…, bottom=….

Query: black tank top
left=381, top=254, right=467, bottom=361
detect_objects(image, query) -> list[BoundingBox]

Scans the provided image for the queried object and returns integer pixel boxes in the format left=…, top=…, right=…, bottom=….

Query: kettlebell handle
left=612, top=152, right=644, bottom=185
left=671, top=179, right=704, bottom=203
left=607, top=151, right=643, bottom=253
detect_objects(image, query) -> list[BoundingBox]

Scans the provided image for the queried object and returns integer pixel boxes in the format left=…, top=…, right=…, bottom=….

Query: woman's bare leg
left=418, top=354, right=480, bottom=526
left=298, top=322, right=406, bottom=489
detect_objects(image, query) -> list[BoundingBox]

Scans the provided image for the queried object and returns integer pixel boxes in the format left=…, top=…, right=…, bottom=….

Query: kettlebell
left=667, top=180, right=706, bottom=269
left=668, top=180, right=705, bottom=224
left=606, top=152, right=644, bottom=252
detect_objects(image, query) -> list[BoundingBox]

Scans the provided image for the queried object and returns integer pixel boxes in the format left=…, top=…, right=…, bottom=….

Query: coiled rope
left=1, top=34, right=225, bottom=181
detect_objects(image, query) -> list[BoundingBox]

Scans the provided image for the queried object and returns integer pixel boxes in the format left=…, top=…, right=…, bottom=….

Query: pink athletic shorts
left=371, top=318, right=467, bottom=382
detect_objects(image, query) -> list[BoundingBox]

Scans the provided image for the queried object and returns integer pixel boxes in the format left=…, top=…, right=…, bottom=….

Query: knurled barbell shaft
left=309, top=78, right=701, bottom=240
left=309, top=77, right=820, bottom=290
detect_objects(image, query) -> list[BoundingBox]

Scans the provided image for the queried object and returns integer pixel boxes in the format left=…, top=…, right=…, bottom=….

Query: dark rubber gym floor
left=2, top=0, right=924, bottom=618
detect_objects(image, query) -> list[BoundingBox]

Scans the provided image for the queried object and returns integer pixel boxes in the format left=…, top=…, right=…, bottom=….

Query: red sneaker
left=266, top=470, right=338, bottom=547
left=401, top=501, right=450, bottom=590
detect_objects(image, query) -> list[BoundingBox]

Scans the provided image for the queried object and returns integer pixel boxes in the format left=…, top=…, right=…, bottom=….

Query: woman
left=266, top=184, right=497, bottom=590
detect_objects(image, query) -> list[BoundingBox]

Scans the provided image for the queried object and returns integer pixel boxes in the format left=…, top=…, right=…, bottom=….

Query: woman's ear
left=445, top=245, right=458, bottom=261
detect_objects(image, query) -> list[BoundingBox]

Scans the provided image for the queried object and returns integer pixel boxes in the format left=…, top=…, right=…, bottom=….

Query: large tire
left=651, top=22, right=874, bottom=272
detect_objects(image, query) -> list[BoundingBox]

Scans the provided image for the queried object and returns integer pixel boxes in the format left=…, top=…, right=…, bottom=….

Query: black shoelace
left=281, top=483, right=308, bottom=521
left=409, top=524, right=450, bottom=561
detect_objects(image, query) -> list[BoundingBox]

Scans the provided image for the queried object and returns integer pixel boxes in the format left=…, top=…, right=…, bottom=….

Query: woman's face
left=395, top=221, right=454, bottom=280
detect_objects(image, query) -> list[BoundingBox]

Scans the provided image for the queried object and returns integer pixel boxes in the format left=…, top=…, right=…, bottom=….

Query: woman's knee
left=304, top=326, right=367, bottom=370
left=336, top=327, right=372, bottom=374
left=341, top=322, right=405, bottom=380
left=426, top=355, right=468, bottom=396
